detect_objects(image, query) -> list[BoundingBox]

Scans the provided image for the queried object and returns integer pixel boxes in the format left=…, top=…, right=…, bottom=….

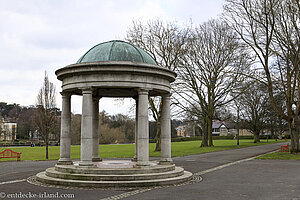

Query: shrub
left=99, top=124, right=126, bottom=144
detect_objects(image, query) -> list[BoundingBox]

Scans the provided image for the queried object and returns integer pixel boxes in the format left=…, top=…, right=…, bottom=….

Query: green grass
left=0, top=139, right=282, bottom=161
left=169, top=139, right=284, bottom=157
left=256, top=151, right=300, bottom=160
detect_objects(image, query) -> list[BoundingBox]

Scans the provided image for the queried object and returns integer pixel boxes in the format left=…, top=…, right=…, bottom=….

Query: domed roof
left=77, top=40, right=157, bottom=65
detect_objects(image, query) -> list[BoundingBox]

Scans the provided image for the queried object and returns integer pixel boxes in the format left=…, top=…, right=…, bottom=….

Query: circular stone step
left=45, top=167, right=184, bottom=181
left=34, top=160, right=193, bottom=188
left=55, top=161, right=175, bottom=175
left=36, top=171, right=193, bottom=188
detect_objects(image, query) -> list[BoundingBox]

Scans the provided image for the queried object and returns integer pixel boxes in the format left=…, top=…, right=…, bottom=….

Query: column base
left=79, top=161, right=94, bottom=167
left=135, top=161, right=150, bottom=167
left=159, top=158, right=173, bottom=165
left=131, top=156, right=137, bottom=162
left=57, top=159, right=73, bottom=165
left=92, top=157, right=102, bottom=162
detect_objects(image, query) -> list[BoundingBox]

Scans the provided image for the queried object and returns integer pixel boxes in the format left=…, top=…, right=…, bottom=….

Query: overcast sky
left=0, top=0, right=224, bottom=116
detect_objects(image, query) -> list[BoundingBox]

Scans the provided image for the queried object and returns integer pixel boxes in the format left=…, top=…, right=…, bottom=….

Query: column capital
left=60, top=91, right=72, bottom=97
left=81, top=87, right=94, bottom=94
left=137, top=88, right=149, bottom=95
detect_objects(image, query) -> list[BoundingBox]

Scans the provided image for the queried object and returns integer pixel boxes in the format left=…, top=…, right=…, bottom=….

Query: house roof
left=224, top=121, right=236, bottom=129
left=212, top=120, right=227, bottom=129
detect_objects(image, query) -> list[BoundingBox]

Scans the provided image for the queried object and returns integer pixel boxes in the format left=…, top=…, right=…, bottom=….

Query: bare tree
left=224, top=0, right=300, bottom=153
left=17, top=106, right=37, bottom=140
left=272, top=0, right=300, bottom=151
left=264, top=91, right=288, bottom=139
left=238, top=81, right=269, bottom=143
left=35, top=71, right=57, bottom=159
left=126, top=19, right=190, bottom=151
left=71, top=113, right=81, bottom=145
left=234, top=100, right=241, bottom=145
left=175, top=19, right=251, bottom=147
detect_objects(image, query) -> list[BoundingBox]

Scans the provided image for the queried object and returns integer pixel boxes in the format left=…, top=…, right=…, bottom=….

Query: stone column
left=58, top=92, right=73, bottom=165
left=159, top=93, right=173, bottom=165
left=79, top=88, right=94, bottom=167
left=136, top=89, right=149, bottom=166
left=92, top=97, right=101, bottom=162
left=132, top=98, right=138, bottom=162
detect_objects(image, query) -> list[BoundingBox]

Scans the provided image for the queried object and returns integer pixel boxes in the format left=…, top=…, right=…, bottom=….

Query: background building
left=0, top=119, right=17, bottom=141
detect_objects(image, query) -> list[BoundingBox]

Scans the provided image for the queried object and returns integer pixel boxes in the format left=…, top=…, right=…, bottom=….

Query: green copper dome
left=77, top=40, right=157, bottom=65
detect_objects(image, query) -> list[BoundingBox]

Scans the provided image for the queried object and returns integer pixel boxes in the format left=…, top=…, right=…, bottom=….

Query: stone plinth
left=36, top=160, right=192, bottom=188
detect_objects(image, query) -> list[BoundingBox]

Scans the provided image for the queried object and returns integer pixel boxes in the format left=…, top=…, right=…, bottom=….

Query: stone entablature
left=56, top=61, right=176, bottom=97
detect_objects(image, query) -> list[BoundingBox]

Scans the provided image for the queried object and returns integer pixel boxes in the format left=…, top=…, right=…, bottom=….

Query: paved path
left=0, top=142, right=299, bottom=200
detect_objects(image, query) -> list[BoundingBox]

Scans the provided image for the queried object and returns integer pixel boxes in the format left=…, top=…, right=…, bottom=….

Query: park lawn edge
left=256, top=151, right=300, bottom=160
left=0, top=139, right=284, bottom=162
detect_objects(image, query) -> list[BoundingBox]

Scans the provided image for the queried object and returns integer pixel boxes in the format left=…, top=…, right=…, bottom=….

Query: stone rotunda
left=35, top=40, right=192, bottom=188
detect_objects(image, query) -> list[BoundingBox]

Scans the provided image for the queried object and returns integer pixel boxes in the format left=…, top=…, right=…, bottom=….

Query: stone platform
left=36, top=160, right=193, bottom=188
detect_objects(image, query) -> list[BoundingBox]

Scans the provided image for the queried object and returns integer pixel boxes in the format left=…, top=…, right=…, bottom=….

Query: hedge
left=149, top=135, right=278, bottom=143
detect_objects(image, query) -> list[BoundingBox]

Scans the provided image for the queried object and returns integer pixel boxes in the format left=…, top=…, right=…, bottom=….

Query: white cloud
left=0, top=0, right=225, bottom=114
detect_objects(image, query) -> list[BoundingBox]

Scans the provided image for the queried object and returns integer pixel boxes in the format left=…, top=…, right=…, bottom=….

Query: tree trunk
left=237, top=106, right=240, bottom=146
left=201, top=120, right=208, bottom=147
left=46, top=143, right=49, bottom=159
left=254, top=131, right=260, bottom=143
left=271, top=127, right=275, bottom=139
left=154, top=117, right=161, bottom=151
left=45, top=130, right=49, bottom=159
left=208, top=118, right=214, bottom=147
left=289, top=120, right=299, bottom=153
left=237, top=128, right=240, bottom=146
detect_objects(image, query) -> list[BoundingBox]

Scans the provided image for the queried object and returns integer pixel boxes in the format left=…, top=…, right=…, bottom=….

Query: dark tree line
left=0, top=103, right=61, bottom=141
left=71, top=111, right=182, bottom=145
left=70, top=111, right=135, bottom=145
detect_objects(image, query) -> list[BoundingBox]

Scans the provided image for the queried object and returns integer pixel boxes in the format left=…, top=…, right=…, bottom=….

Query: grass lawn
left=0, top=139, right=282, bottom=161
left=256, top=151, right=300, bottom=160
